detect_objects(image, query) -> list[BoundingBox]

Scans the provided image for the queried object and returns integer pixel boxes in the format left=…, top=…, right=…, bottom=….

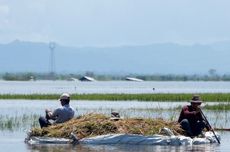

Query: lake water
left=1, top=130, right=229, bottom=152
left=1, top=80, right=230, bottom=94
left=0, top=100, right=230, bottom=152
left=1, top=81, right=230, bottom=151
left=1, top=130, right=228, bottom=152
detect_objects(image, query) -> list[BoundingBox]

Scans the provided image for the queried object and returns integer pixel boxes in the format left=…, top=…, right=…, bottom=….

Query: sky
left=0, top=0, right=230, bottom=47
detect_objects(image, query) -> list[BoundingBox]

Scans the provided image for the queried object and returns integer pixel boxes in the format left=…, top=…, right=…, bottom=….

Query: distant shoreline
left=1, top=72, right=230, bottom=81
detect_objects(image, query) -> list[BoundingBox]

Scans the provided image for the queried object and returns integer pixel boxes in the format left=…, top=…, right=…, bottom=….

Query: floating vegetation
left=1, top=93, right=230, bottom=102
left=30, top=113, right=184, bottom=139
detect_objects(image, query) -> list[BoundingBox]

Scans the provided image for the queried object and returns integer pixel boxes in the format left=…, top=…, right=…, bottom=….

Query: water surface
left=0, top=100, right=229, bottom=151
left=1, top=80, right=230, bottom=94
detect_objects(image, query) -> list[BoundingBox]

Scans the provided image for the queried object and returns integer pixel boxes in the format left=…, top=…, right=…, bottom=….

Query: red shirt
left=178, top=105, right=204, bottom=124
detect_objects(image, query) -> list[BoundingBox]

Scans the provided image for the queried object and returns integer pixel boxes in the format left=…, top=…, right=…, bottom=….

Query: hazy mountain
left=0, top=40, right=229, bottom=74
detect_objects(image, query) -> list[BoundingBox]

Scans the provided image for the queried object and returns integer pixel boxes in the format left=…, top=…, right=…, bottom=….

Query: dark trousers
left=39, top=116, right=51, bottom=128
left=180, top=119, right=206, bottom=137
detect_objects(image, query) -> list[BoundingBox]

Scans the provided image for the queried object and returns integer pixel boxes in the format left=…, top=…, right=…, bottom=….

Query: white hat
left=59, top=93, right=70, bottom=100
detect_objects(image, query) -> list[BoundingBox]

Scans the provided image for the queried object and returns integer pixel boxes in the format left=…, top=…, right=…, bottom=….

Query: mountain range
left=0, top=40, right=230, bottom=74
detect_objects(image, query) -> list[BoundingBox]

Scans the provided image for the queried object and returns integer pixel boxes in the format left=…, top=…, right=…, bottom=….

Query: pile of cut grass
left=31, top=113, right=184, bottom=139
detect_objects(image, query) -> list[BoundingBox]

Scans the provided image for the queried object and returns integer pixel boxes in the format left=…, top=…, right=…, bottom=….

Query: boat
left=25, top=128, right=220, bottom=145
left=25, top=113, right=220, bottom=146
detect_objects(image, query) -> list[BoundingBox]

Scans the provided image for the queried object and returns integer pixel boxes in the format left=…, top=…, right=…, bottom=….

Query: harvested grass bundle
left=31, top=113, right=184, bottom=139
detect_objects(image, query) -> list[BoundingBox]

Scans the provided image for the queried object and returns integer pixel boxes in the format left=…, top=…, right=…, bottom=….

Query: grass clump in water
left=0, top=114, right=39, bottom=131
left=204, top=103, right=230, bottom=110
left=1, top=93, right=230, bottom=102
left=31, top=113, right=183, bottom=139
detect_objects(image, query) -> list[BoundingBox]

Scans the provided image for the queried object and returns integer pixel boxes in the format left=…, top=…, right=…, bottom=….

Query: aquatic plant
left=0, top=114, right=39, bottom=131
left=1, top=93, right=230, bottom=102
left=204, top=103, right=230, bottom=111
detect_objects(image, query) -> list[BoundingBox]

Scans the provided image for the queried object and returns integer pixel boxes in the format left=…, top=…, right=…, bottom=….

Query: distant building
left=125, top=77, right=144, bottom=82
left=29, top=76, right=35, bottom=81
left=79, top=76, right=95, bottom=82
left=67, top=77, right=79, bottom=81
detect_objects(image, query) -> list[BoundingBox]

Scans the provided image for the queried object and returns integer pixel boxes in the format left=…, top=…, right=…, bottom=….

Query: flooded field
left=1, top=80, right=230, bottom=94
left=0, top=100, right=230, bottom=151
left=0, top=80, right=230, bottom=151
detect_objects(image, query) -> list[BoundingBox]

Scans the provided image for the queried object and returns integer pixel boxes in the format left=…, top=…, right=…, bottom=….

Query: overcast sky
left=0, top=0, right=230, bottom=47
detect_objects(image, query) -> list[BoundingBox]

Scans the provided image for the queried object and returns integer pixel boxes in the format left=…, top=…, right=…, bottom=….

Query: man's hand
left=45, top=109, right=53, bottom=120
left=209, top=127, right=214, bottom=131
left=45, top=109, right=51, bottom=113
left=195, top=107, right=201, bottom=114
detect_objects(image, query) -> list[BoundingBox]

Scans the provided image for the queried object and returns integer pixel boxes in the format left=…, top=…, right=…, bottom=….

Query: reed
left=204, top=103, right=230, bottom=110
left=1, top=93, right=230, bottom=102
left=0, top=114, right=39, bottom=131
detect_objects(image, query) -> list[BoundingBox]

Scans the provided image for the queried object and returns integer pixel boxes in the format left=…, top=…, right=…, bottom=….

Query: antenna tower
left=49, top=42, right=56, bottom=79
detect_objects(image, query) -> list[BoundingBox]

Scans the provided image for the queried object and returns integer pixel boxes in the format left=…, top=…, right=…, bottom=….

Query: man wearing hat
left=178, top=95, right=210, bottom=137
left=39, top=93, right=75, bottom=128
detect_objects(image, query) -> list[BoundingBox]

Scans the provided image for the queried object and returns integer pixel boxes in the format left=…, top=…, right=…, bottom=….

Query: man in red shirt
left=178, top=95, right=210, bottom=137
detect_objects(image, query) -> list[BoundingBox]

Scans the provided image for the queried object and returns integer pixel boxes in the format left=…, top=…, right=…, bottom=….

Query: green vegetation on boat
left=1, top=93, right=230, bottom=102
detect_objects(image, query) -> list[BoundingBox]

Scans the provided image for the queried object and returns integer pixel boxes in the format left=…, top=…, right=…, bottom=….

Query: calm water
left=1, top=80, right=230, bottom=94
left=1, top=81, right=230, bottom=151
left=0, top=130, right=228, bottom=152
left=0, top=130, right=227, bottom=152
left=0, top=100, right=230, bottom=152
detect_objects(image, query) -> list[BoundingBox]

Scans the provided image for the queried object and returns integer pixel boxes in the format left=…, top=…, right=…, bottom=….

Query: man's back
left=52, top=104, right=75, bottom=123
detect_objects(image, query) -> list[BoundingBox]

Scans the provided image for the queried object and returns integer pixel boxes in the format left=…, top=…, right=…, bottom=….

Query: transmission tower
left=49, top=42, right=56, bottom=80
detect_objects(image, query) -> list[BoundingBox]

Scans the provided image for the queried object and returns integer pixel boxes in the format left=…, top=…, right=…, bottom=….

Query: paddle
left=214, top=128, right=230, bottom=131
left=200, top=110, right=221, bottom=144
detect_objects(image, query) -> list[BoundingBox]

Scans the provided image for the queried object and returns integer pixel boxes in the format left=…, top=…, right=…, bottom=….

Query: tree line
left=1, top=72, right=230, bottom=81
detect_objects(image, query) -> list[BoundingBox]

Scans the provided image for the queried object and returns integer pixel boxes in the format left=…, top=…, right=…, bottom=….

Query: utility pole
left=49, top=42, right=56, bottom=80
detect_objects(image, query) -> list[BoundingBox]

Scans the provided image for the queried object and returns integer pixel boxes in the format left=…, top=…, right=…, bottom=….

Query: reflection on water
left=0, top=100, right=229, bottom=151
left=27, top=144, right=75, bottom=152
left=26, top=142, right=218, bottom=152
left=0, top=130, right=223, bottom=152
